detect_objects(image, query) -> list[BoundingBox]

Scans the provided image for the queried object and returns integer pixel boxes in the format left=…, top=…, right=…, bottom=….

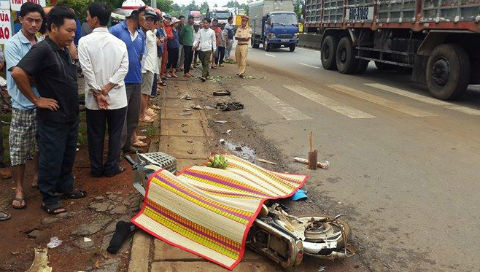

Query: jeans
left=199, top=50, right=212, bottom=78
left=167, top=47, right=179, bottom=69
left=183, top=45, right=193, bottom=74
left=121, top=84, right=141, bottom=151
left=38, top=119, right=79, bottom=206
left=86, top=108, right=127, bottom=176
left=225, top=40, right=233, bottom=59
left=215, top=46, right=226, bottom=65
left=177, top=44, right=184, bottom=68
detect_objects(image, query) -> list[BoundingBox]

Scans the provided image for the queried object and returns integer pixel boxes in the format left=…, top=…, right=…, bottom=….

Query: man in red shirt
left=210, top=18, right=221, bottom=69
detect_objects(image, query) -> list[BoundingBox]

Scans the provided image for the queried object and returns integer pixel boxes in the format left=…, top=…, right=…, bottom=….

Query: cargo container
left=304, top=0, right=480, bottom=100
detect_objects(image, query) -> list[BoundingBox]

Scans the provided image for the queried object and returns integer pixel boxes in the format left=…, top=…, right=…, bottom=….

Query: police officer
left=234, top=15, right=252, bottom=78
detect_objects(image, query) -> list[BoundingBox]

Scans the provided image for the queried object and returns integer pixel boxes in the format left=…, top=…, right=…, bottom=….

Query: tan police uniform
left=235, top=25, right=252, bottom=75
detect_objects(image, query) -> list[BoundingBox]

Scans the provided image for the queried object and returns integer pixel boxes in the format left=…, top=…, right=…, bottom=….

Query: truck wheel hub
left=340, top=49, right=347, bottom=62
left=323, top=45, right=330, bottom=59
left=432, top=58, right=450, bottom=86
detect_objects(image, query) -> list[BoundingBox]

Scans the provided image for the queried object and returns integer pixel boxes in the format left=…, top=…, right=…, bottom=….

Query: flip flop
left=12, top=197, right=26, bottom=209
left=0, top=211, right=11, bottom=221
left=41, top=203, right=66, bottom=215
left=61, top=190, right=87, bottom=199
left=133, top=140, right=148, bottom=147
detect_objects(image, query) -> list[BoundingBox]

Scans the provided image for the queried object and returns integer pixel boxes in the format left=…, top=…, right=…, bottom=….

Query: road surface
left=226, top=45, right=480, bottom=272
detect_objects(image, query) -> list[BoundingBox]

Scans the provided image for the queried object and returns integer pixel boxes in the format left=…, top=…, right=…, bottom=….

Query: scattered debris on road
left=191, top=105, right=203, bottom=110
left=291, top=189, right=308, bottom=201
left=213, top=90, right=231, bottom=96
left=26, top=248, right=52, bottom=272
left=180, top=94, right=192, bottom=100
left=257, top=158, right=277, bottom=165
left=46, top=237, right=62, bottom=249
left=294, top=157, right=330, bottom=169
left=308, top=132, right=318, bottom=170
left=216, top=102, right=244, bottom=111
left=214, top=120, right=228, bottom=124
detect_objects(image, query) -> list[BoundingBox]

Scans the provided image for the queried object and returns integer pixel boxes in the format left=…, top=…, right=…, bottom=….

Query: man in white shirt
left=78, top=2, right=129, bottom=177
left=194, top=18, right=216, bottom=82
left=139, top=9, right=158, bottom=123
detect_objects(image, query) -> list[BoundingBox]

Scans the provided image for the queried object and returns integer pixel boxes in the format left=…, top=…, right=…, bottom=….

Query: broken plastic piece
left=46, top=237, right=62, bottom=249
left=291, top=189, right=307, bottom=201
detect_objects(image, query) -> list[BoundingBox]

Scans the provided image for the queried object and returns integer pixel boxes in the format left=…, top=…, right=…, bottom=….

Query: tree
left=199, top=1, right=209, bottom=14
left=157, top=0, right=174, bottom=13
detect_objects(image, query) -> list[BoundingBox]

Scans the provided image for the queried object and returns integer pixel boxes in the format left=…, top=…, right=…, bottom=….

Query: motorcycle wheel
left=297, top=214, right=351, bottom=249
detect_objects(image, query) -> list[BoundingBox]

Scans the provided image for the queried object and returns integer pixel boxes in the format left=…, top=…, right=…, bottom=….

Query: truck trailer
left=249, top=0, right=300, bottom=52
left=304, top=0, right=480, bottom=100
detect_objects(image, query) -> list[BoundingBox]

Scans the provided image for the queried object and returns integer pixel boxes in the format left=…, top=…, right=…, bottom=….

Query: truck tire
left=426, top=44, right=470, bottom=100
left=354, top=59, right=369, bottom=74
left=336, top=36, right=358, bottom=74
left=321, top=35, right=338, bottom=70
left=289, top=44, right=296, bottom=52
left=375, top=61, right=395, bottom=71
left=252, top=38, right=259, bottom=49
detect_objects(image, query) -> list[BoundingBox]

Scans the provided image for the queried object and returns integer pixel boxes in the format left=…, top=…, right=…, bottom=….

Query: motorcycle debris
left=180, top=94, right=192, bottom=100
left=47, top=237, right=62, bottom=248
left=318, top=266, right=326, bottom=272
left=213, top=90, right=231, bottom=96
left=257, top=158, right=277, bottom=165
left=213, top=120, right=227, bottom=124
left=191, top=105, right=203, bottom=110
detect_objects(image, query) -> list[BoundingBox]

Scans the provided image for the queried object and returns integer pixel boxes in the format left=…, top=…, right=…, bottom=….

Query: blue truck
left=249, top=0, right=299, bottom=52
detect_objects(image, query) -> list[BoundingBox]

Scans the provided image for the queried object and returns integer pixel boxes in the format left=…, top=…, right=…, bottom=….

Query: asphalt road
left=230, top=45, right=480, bottom=272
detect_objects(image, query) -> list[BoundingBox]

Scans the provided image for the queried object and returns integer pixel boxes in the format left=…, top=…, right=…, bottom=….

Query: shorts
left=141, top=71, right=154, bottom=95
left=9, top=108, right=37, bottom=166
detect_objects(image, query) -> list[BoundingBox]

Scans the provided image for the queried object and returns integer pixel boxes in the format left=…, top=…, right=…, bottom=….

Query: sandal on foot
left=0, top=212, right=12, bottom=221
left=133, top=140, right=148, bottom=147
left=41, top=203, right=66, bottom=215
left=61, top=190, right=87, bottom=199
left=137, top=136, right=147, bottom=140
left=12, top=197, right=26, bottom=209
left=0, top=211, right=11, bottom=221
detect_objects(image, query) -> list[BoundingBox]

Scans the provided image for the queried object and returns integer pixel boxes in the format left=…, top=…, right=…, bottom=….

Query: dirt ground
left=0, top=133, right=148, bottom=272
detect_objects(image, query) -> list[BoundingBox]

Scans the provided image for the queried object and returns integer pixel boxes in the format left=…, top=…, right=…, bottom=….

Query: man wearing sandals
left=5, top=2, right=45, bottom=210
left=78, top=3, right=129, bottom=178
left=11, top=6, right=87, bottom=215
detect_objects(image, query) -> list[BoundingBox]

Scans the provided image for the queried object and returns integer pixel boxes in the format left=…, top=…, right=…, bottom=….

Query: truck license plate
left=281, top=39, right=289, bottom=42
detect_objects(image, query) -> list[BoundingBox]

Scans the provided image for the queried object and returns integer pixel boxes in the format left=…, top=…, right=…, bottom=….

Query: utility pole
left=151, top=0, right=157, bottom=9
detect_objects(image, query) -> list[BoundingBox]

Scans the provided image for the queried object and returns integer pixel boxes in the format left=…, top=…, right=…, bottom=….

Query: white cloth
left=78, top=27, right=129, bottom=110
left=142, top=30, right=158, bottom=74
left=194, top=28, right=216, bottom=52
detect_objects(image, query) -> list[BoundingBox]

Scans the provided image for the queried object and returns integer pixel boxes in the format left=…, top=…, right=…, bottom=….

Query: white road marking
left=299, top=63, right=321, bottom=69
left=365, top=83, right=480, bottom=116
left=265, top=53, right=276, bottom=58
left=284, top=85, right=375, bottom=119
left=328, top=84, right=437, bottom=117
left=245, top=85, right=312, bottom=121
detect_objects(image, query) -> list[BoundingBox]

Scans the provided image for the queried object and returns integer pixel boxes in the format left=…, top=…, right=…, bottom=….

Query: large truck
left=304, top=0, right=480, bottom=100
left=208, top=8, right=233, bottom=24
left=249, top=0, right=300, bottom=52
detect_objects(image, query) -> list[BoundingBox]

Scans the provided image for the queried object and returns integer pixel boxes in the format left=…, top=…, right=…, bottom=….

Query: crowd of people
left=0, top=2, right=251, bottom=220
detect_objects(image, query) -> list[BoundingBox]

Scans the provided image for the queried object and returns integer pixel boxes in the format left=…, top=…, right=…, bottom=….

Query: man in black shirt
left=11, top=6, right=87, bottom=215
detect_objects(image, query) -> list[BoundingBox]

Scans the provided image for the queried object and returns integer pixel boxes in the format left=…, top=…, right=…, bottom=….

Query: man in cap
left=110, top=8, right=146, bottom=153
left=235, top=15, right=252, bottom=78
left=139, top=9, right=158, bottom=123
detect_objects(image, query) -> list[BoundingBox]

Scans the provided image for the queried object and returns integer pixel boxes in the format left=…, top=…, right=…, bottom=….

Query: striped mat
left=132, top=155, right=308, bottom=270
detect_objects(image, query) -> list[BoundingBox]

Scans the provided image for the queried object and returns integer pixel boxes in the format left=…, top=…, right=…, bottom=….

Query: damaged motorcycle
left=125, top=152, right=356, bottom=270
